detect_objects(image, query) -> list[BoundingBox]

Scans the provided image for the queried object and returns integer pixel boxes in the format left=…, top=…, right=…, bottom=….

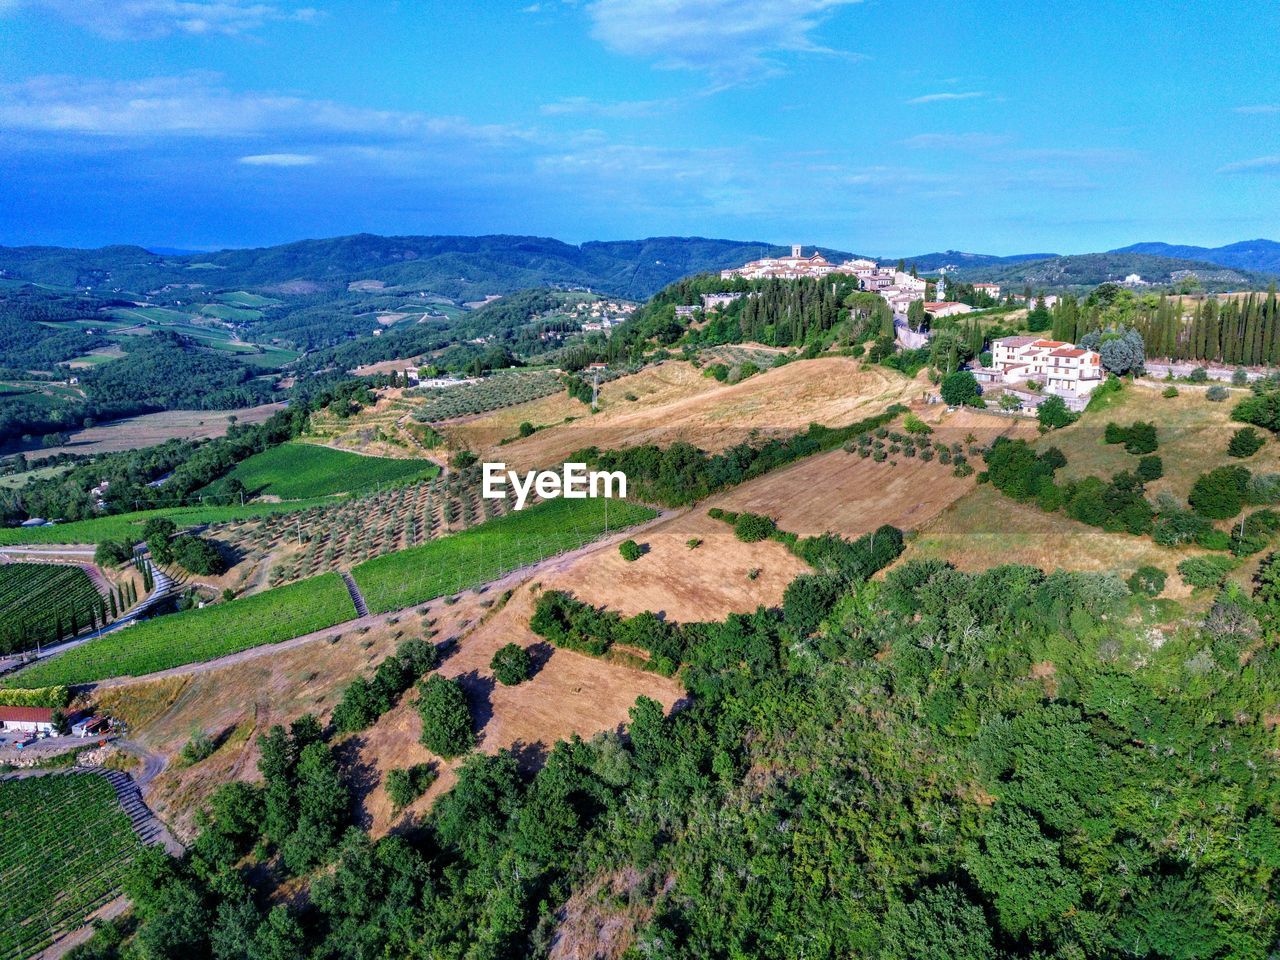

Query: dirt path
left=82, top=508, right=680, bottom=693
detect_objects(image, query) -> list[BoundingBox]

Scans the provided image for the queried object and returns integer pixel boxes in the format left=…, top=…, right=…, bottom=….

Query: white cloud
left=238, top=152, right=318, bottom=166
left=586, top=0, right=864, bottom=82
left=2, top=0, right=319, bottom=39
left=540, top=95, right=681, bottom=119
left=900, top=132, right=1010, bottom=150
left=1218, top=155, right=1280, bottom=174
left=906, top=91, right=985, bottom=104
left=1233, top=104, right=1280, bottom=115
left=0, top=74, right=531, bottom=146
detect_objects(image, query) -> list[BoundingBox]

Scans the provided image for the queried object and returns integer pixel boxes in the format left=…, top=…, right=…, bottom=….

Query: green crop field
left=3, top=572, right=354, bottom=688
left=0, top=563, right=104, bottom=655
left=199, top=303, right=262, bottom=323
left=216, top=291, right=280, bottom=308
left=223, top=442, right=438, bottom=499
left=353, top=496, right=657, bottom=614
left=0, top=500, right=328, bottom=547
left=109, top=306, right=196, bottom=325
left=0, top=773, right=145, bottom=960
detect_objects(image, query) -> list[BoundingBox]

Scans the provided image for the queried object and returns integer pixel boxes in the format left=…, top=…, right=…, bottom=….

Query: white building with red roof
left=924, top=301, right=974, bottom=319
left=0, top=706, right=57, bottom=733
left=981, top=336, right=1104, bottom=401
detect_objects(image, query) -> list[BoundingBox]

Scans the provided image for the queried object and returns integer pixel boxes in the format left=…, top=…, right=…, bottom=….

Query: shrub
left=1247, top=473, right=1280, bottom=504
left=1228, top=426, right=1266, bottom=458
left=1177, top=555, right=1236, bottom=589
left=903, top=413, right=932, bottom=435
left=491, top=643, right=532, bottom=685
left=940, top=370, right=981, bottom=406
left=518, top=421, right=535, bottom=438
left=733, top=512, right=776, bottom=543
left=1104, top=421, right=1157, bottom=454
left=1126, top=566, right=1167, bottom=597
left=618, top=539, right=643, bottom=561
left=94, top=539, right=133, bottom=568
left=181, top=731, right=217, bottom=765
left=1136, top=455, right=1163, bottom=481
left=1189, top=465, right=1251, bottom=519
left=1162, top=385, right=1179, bottom=398
left=1206, top=384, right=1229, bottom=402
left=1233, top=367, right=1250, bottom=386
left=1229, top=509, right=1280, bottom=557
left=1233, top=389, right=1280, bottom=432
left=171, top=535, right=226, bottom=576
left=686, top=537, right=702, bottom=549
left=1037, top=395, right=1077, bottom=429
left=416, top=675, right=474, bottom=758
left=385, top=762, right=437, bottom=811
left=1188, top=366, right=1209, bottom=383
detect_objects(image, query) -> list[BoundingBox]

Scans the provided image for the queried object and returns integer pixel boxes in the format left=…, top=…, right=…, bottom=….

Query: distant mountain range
left=0, top=236, right=849, bottom=303
left=1108, top=239, right=1280, bottom=274
left=0, top=234, right=1276, bottom=302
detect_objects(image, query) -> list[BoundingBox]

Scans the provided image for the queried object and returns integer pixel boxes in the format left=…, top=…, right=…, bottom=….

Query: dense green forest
left=0, top=236, right=849, bottom=303
left=73, top=543, right=1280, bottom=959
left=964, top=252, right=1269, bottom=292
left=80, top=336, right=275, bottom=411
left=1046, top=287, right=1280, bottom=367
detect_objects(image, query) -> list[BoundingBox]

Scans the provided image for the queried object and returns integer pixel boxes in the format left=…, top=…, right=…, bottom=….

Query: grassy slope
left=224, top=442, right=438, bottom=499
left=0, top=500, right=331, bottom=547
left=353, top=496, right=658, bottom=614
left=4, top=573, right=354, bottom=688
left=1044, top=381, right=1279, bottom=500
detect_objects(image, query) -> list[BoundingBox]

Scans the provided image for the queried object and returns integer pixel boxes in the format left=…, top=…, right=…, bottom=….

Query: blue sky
left=1, top=0, right=1278, bottom=255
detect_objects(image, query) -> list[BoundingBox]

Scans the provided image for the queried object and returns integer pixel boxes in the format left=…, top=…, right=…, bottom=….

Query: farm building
left=72, top=715, right=110, bottom=738
left=0, top=706, right=57, bottom=734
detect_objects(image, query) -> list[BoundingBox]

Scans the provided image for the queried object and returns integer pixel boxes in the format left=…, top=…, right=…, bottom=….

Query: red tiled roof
left=1032, top=339, right=1067, bottom=347
left=0, top=706, right=54, bottom=723
left=1050, top=348, right=1087, bottom=357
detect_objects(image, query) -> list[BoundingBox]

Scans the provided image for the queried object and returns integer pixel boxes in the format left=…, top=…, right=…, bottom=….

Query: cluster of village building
left=716, top=245, right=995, bottom=319
left=713, top=245, right=1102, bottom=409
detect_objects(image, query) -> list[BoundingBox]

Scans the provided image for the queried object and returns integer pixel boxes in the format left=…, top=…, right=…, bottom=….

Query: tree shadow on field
left=208, top=537, right=247, bottom=572
left=508, top=738, right=548, bottom=773
left=527, top=641, right=554, bottom=677
left=332, top=734, right=381, bottom=831
left=455, top=669, right=496, bottom=741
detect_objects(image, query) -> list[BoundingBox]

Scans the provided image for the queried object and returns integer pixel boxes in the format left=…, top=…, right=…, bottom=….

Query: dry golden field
left=899, top=484, right=1198, bottom=597
left=451, top=357, right=922, bottom=470
left=709, top=406, right=1038, bottom=539
left=1045, top=381, right=1279, bottom=501
left=27, top=403, right=285, bottom=460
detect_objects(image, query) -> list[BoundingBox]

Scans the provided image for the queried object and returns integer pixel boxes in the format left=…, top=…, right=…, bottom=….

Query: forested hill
left=957, top=252, right=1273, bottom=291
left=0, top=236, right=854, bottom=302
left=1111, top=239, right=1280, bottom=273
